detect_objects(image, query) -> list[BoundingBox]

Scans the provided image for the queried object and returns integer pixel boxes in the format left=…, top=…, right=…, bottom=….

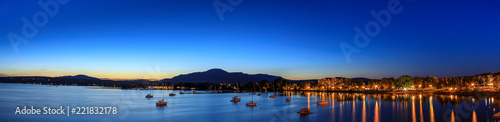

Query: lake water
left=0, top=83, right=499, bottom=122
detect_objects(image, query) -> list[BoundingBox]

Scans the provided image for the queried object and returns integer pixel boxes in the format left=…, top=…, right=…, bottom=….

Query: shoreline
left=2, top=83, right=499, bottom=96
left=283, top=89, right=500, bottom=96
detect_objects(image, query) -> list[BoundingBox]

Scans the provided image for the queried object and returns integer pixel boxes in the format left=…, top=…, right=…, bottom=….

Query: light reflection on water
left=0, top=84, right=498, bottom=122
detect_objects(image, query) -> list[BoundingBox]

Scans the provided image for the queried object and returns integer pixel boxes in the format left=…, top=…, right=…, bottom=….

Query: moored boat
left=146, top=86, right=154, bottom=98
left=231, top=82, right=241, bottom=102
left=246, top=102, right=257, bottom=106
left=156, top=99, right=167, bottom=106
left=246, top=82, right=257, bottom=106
left=494, top=112, right=500, bottom=118
left=297, top=108, right=313, bottom=116
left=157, top=88, right=167, bottom=106
left=317, top=100, right=328, bottom=105
left=230, top=96, right=241, bottom=102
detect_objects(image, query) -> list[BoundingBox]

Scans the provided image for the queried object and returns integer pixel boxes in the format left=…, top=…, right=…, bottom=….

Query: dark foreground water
left=0, top=83, right=498, bottom=122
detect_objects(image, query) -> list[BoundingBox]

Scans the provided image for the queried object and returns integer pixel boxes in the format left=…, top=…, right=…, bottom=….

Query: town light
left=418, top=85, right=421, bottom=88
left=471, top=83, right=474, bottom=86
left=403, top=88, right=407, bottom=91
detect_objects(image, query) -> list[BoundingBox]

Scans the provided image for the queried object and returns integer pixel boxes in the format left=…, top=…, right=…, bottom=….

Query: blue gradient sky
left=1, top=0, right=499, bottom=80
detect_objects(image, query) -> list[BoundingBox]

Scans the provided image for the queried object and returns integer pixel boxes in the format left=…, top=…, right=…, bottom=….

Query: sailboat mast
left=253, top=82, right=256, bottom=93
left=252, top=83, right=255, bottom=101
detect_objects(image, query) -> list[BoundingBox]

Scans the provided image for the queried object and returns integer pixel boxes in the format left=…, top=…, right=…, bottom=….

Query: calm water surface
left=0, top=84, right=499, bottom=122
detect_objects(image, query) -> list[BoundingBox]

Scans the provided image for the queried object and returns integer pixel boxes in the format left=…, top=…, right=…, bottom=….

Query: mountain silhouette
left=351, top=77, right=374, bottom=82
left=58, top=74, right=100, bottom=80
left=40, top=69, right=374, bottom=84
left=162, top=68, right=281, bottom=83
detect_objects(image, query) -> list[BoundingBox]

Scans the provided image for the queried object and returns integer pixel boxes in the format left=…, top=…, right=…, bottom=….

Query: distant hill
left=58, top=74, right=100, bottom=80
left=290, top=79, right=319, bottom=83
left=161, top=69, right=375, bottom=83
left=352, top=77, right=375, bottom=82
left=161, top=68, right=281, bottom=83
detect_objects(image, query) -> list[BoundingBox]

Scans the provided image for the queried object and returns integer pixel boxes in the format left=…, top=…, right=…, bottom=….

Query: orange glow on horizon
left=3, top=72, right=175, bottom=81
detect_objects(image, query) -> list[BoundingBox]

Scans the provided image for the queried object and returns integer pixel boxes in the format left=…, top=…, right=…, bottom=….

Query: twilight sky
left=1, top=0, right=499, bottom=80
